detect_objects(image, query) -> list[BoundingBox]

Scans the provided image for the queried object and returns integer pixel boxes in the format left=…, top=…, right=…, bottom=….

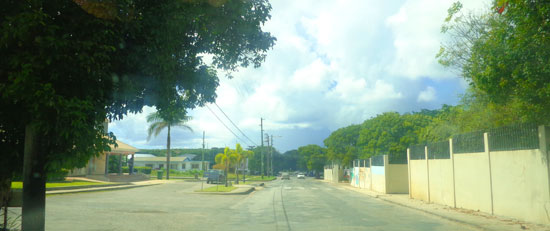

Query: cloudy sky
left=109, top=0, right=489, bottom=153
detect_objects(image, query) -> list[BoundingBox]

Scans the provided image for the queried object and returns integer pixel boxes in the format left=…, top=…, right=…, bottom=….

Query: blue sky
left=109, top=0, right=488, bottom=153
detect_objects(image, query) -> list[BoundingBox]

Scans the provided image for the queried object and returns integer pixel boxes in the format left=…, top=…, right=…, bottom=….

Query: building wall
left=409, top=159, right=428, bottom=201
left=453, top=152, right=492, bottom=214
left=386, top=164, right=409, bottom=194
left=371, top=166, right=385, bottom=193
left=364, top=167, right=372, bottom=190
left=427, top=159, right=454, bottom=207
left=490, top=149, right=550, bottom=224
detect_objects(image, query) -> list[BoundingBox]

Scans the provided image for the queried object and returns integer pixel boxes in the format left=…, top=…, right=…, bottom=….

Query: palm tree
left=147, top=111, right=192, bottom=180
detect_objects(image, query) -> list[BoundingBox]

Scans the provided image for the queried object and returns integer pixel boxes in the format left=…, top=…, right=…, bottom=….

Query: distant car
left=205, top=170, right=225, bottom=184
left=281, top=172, right=290, bottom=180
left=297, top=173, right=305, bottom=179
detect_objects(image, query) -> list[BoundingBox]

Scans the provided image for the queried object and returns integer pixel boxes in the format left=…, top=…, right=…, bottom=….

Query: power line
left=213, top=102, right=258, bottom=146
left=205, top=104, right=251, bottom=147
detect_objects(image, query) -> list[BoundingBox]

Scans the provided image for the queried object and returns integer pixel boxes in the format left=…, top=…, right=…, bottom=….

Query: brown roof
left=108, top=140, right=138, bottom=154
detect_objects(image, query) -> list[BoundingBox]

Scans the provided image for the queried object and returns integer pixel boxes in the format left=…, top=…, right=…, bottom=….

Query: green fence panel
left=452, top=131, right=484, bottom=154
left=409, top=144, right=425, bottom=160
left=488, top=123, right=539, bottom=151
left=427, top=140, right=450, bottom=159
left=388, top=152, right=408, bottom=164
left=371, top=155, right=385, bottom=166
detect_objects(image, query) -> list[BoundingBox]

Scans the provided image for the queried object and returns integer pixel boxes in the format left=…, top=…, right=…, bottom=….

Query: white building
left=133, top=154, right=209, bottom=171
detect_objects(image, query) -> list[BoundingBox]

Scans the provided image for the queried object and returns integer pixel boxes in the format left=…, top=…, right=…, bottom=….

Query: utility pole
left=270, top=135, right=274, bottom=177
left=201, top=131, right=205, bottom=191
left=202, top=131, right=205, bottom=171
left=265, top=133, right=270, bottom=177
left=260, top=118, right=264, bottom=179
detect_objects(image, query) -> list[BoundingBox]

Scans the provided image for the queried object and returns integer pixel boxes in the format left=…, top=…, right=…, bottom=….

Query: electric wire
left=205, top=104, right=251, bottom=147
left=213, top=102, right=258, bottom=146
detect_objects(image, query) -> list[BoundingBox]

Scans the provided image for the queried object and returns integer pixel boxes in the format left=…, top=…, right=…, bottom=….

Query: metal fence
left=452, top=131, right=485, bottom=154
left=409, top=144, right=425, bottom=160
left=488, top=123, right=539, bottom=151
left=371, top=155, right=385, bottom=166
left=427, top=140, right=450, bottom=159
left=389, top=151, right=408, bottom=164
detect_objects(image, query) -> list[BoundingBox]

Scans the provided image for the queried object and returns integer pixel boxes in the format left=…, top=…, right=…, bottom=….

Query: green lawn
left=245, top=176, right=276, bottom=181
left=11, top=181, right=112, bottom=189
left=196, top=185, right=236, bottom=192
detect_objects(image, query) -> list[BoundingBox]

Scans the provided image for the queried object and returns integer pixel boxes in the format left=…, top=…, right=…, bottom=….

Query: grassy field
left=11, top=181, right=112, bottom=189
left=196, top=185, right=236, bottom=192
left=245, top=176, right=277, bottom=181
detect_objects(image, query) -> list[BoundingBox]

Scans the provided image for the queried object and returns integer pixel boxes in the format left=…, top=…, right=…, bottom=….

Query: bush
left=134, top=166, right=152, bottom=175
left=122, top=166, right=129, bottom=173
left=47, top=168, right=69, bottom=182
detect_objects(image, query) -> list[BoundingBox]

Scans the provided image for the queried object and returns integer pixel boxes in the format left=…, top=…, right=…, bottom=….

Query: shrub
left=47, top=168, right=69, bottom=182
left=134, top=166, right=152, bottom=175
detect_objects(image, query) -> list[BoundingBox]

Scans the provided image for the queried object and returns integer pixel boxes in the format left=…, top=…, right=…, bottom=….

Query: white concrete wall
left=386, top=164, right=409, bottom=194
left=371, top=166, right=386, bottom=193
left=427, top=159, right=454, bottom=207
left=490, top=149, right=550, bottom=224
left=409, top=159, right=428, bottom=201
left=454, top=152, right=492, bottom=214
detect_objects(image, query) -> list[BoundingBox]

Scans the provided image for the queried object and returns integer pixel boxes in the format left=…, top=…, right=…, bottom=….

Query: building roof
left=133, top=153, right=156, bottom=158
left=108, top=140, right=139, bottom=154
left=133, top=156, right=206, bottom=162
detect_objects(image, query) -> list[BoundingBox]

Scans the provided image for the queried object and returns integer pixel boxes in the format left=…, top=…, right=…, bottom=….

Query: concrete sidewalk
left=194, top=184, right=256, bottom=195
left=46, top=180, right=171, bottom=195
left=327, top=181, right=550, bottom=231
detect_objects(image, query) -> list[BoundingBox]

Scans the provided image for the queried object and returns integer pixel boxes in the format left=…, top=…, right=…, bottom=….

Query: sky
left=109, top=0, right=489, bottom=153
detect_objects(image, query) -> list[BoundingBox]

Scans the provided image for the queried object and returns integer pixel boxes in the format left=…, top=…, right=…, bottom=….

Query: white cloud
left=110, top=0, right=490, bottom=152
left=417, top=86, right=437, bottom=102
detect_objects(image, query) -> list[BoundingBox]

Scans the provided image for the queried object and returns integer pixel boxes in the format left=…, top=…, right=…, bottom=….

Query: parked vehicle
left=297, top=173, right=305, bottom=179
left=281, top=172, right=290, bottom=180
left=205, top=170, right=225, bottom=184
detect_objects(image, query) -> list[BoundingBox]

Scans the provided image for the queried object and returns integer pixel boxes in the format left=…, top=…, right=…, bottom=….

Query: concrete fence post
left=425, top=146, right=431, bottom=203
left=485, top=132, right=494, bottom=215
left=384, top=155, right=389, bottom=194
left=450, top=138, right=457, bottom=208
left=538, top=125, right=550, bottom=210
left=407, top=148, right=412, bottom=199
left=369, top=158, right=373, bottom=190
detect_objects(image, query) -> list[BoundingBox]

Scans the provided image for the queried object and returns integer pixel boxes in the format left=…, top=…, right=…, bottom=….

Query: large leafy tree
left=146, top=107, right=193, bottom=180
left=0, top=0, right=275, bottom=229
left=439, top=0, right=550, bottom=123
left=324, top=124, right=361, bottom=166
left=297, top=144, right=327, bottom=177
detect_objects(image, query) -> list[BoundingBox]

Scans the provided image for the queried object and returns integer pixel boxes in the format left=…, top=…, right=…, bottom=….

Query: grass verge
left=195, top=185, right=236, bottom=192
left=11, top=180, right=111, bottom=189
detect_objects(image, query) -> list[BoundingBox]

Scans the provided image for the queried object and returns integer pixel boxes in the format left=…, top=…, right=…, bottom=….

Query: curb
left=46, top=183, right=162, bottom=195
left=46, top=183, right=130, bottom=191
left=334, top=183, right=488, bottom=231
left=194, top=186, right=255, bottom=195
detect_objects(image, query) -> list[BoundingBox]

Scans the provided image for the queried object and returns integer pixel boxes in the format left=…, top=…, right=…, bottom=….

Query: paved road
left=41, top=178, right=476, bottom=231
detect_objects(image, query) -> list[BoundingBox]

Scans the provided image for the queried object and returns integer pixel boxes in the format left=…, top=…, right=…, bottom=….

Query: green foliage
left=297, top=144, right=326, bottom=172
left=0, top=0, right=275, bottom=188
left=46, top=169, right=69, bottom=182
left=439, top=0, right=550, bottom=124
left=122, top=166, right=152, bottom=175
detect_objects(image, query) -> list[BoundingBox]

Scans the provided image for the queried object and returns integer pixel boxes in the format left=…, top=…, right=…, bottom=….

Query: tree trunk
left=225, top=157, right=228, bottom=187
left=243, top=158, right=247, bottom=183
left=166, top=125, right=171, bottom=180
left=22, top=124, right=46, bottom=231
left=1, top=175, right=11, bottom=231
left=235, top=163, right=239, bottom=184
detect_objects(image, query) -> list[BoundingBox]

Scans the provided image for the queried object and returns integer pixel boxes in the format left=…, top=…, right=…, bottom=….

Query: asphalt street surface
left=42, top=178, right=477, bottom=231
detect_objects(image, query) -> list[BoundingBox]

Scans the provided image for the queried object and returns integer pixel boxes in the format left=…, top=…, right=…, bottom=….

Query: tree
left=297, top=145, right=327, bottom=177
left=324, top=124, right=361, bottom=167
left=147, top=108, right=192, bottom=180
left=215, top=147, right=240, bottom=187
left=439, top=0, right=550, bottom=124
left=0, top=0, right=275, bottom=229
